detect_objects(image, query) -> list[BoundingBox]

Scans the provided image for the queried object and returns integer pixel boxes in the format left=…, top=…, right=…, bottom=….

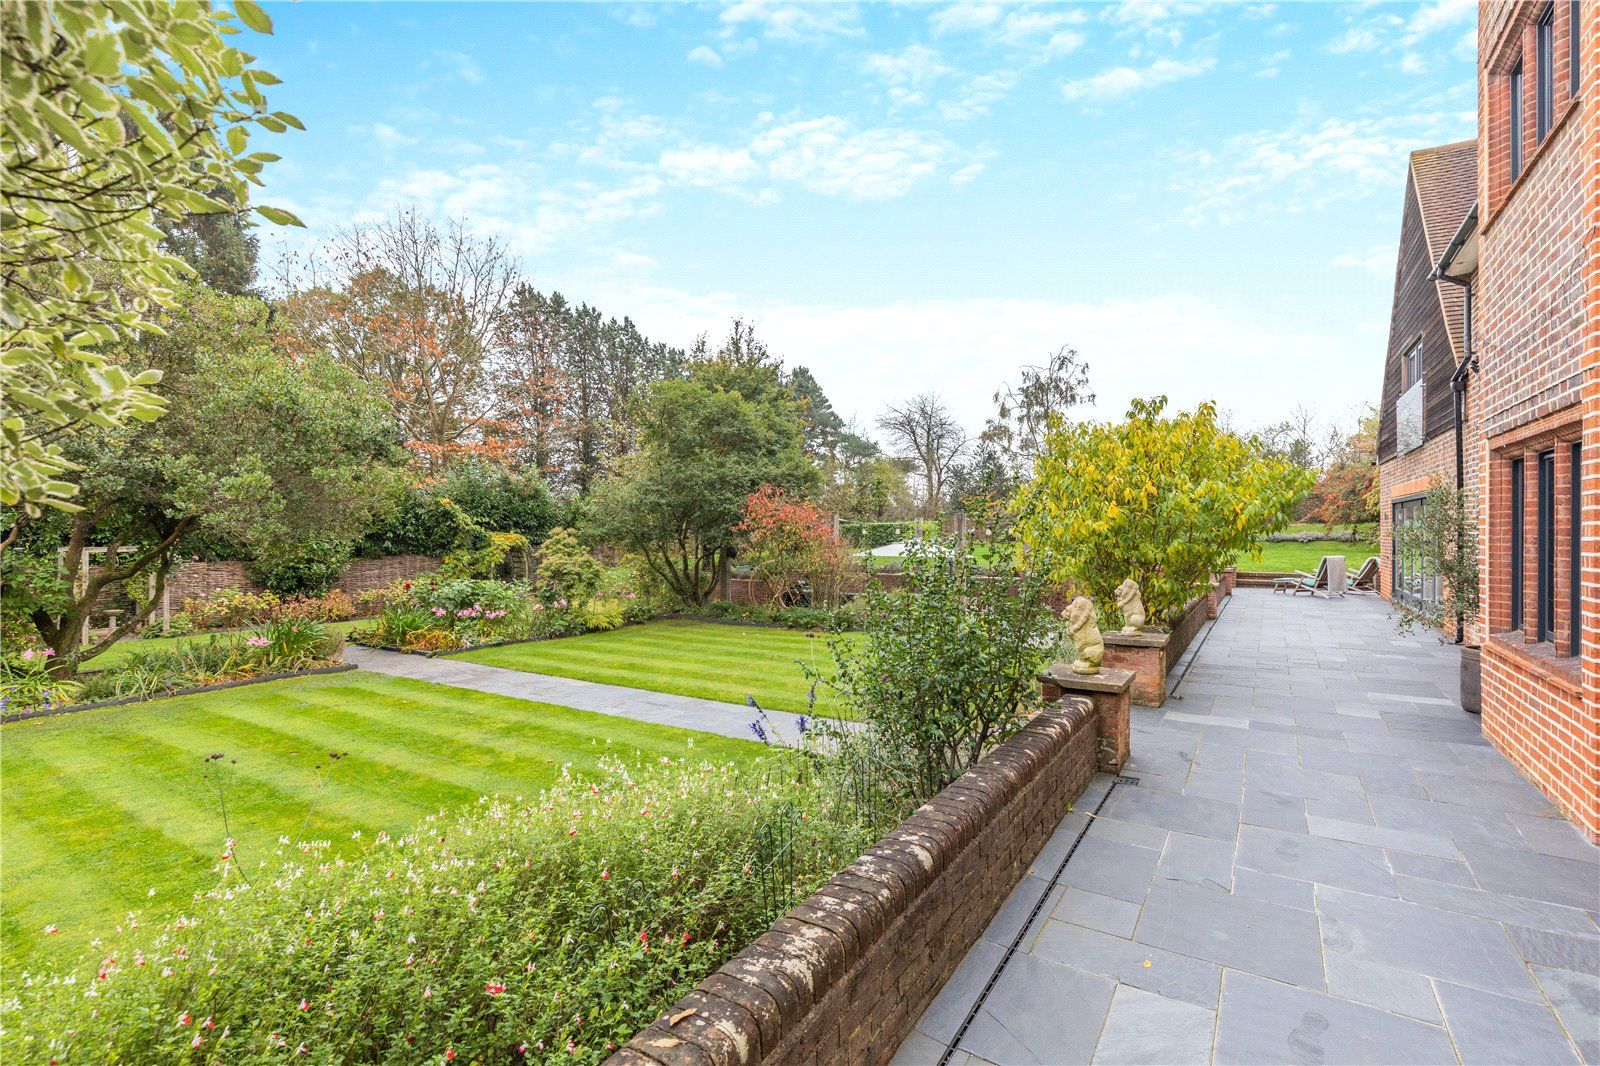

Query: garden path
left=343, top=645, right=805, bottom=744
left=896, top=589, right=1599, bottom=1066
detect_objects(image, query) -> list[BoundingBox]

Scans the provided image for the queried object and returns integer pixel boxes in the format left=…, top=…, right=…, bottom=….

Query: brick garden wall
left=1472, top=0, right=1598, bottom=841
left=165, top=554, right=443, bottom=607
left=612, top=696, right=1099, bottom=1066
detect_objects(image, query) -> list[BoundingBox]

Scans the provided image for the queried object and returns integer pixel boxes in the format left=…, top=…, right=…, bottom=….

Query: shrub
left=838, top=520, right=936, bottom=550
left=5, top=756, right=880, bottom=1063
left=251, top=540, right=352, bottom=596
left=177, top=588, right=282, bottom=631
left=815, top=539, right=1058, bottom=800
left=579, top=600, right=627, bottom=632
left=537, top=526, right=604, bottom=605
left=0, top=648, right=81, bottom=715
left=736, top=486, right=865, bottom=608
left=274, top=588, right=357, bottom=624
left=1014, top=397, right=1313, bottom=626
left=361, top=461, right=556, bottom=558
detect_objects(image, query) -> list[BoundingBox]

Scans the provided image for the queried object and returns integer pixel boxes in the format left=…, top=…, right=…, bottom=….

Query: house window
left=1537, top=5, right=1555, bottom=141
left=1510, top=62, right=1524, bottom=179
left=1510, top=457, right=1524, bottom=630
left=1401, top=339, right=1422, bottom=389
left=1573, top=1, right=1582, bottom=97
left=1572, top=441, right=1582, bottom=653
left=1393, top=496, right=1439, bottom=606
left=1536, top=451, right=1557, bottom=642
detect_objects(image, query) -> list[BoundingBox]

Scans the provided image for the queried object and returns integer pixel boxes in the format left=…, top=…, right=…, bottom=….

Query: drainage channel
left=935, top=773, right=1136, bottom=1066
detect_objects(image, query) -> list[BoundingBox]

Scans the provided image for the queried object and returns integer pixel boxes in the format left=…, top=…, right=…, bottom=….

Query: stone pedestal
left=1101, top=629, right=1169, bottom=707
left=1217, top=567, right=1237, bottom=597
left=1040, top=664, right=1134, bottom=774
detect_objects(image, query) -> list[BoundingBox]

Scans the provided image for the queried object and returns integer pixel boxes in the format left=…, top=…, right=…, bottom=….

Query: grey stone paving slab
left=1434, top=980, right=1582, bottom=1064
left=916, top=937, right=1005, bottom=1044
left=1215, top=970, right=1459, bottom=1065
left=1305, top=813, right=1462, bottom=860
left=1396, top=875, right=1598, bottom=935
left=1322, top=952, right=1443, bottom=1023
left=1050, top=888, right=1142, bottom=939
left=1386, top=851, right=1479, bottom=888
left=890, top=1030, right=948, bottom=1065
left=1504, top=924, right=1600, bottom=976
left=1456, top=841, right=1600, bottom=910
left=1032, top=919, right=1224, bottom=1009
left=981, top=874, right=1060, bottom=949
left=900, top=592, right=1600, bottom=1065
left=1103, top=783, right=1240, bottom=841
left=1237, top=825, right=1396, bottom=896
left=1135, top=880, right=1324, bottom=989
left=1091, top=984, right=1215, bottom=1065
left=956, top=953, right=1114, bottom=1066
left=1318, top=886, right=1544, bottom=1001
left=1532, top=965, right=1600, bottom=1063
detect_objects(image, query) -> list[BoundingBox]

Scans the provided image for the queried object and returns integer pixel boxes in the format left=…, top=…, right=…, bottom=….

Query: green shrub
left=4, top=755, right=879, bottom=1063
left=815, top=539, right=1058, bottom=800
left=361, top=461, right=556, bottom=558
left=579, top=600, right=627, bottom=631
left=838, top=520, right=936, bottom=550
left=537, top=526, right=604, bottom=605
left=177, top=588, right=282, bottom=630
left=251, top=540, right=352, bottom=596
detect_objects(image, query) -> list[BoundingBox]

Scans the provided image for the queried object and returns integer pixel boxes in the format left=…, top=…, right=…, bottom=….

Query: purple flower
left=748, top=720, right=769, bottom=744
left=796, top=715, right=809, bottom=735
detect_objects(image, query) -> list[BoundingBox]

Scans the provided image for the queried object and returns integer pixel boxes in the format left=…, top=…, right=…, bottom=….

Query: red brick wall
left=612, top=697, right=1099, bottom=1066
left=1473, top=0, right=1598, bottom=842
left=166, top=555, right=442, bottom=608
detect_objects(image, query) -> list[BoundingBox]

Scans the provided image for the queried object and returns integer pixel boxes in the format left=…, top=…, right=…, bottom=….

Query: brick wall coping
left=611, top=695, right=1098, bottom=1066
left=1101, top=629, right=1168, bottom=649
left=1038, top=664, right=1135, bottom=696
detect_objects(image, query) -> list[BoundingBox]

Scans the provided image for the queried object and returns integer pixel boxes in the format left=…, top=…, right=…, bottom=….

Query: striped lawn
left=0, top=671, right=759, bottom=974
left=458, top=620, right=860, bottom=718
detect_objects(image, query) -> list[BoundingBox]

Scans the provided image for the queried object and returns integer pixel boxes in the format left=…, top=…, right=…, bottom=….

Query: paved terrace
left=896, top=589, right=1599, bottom=1066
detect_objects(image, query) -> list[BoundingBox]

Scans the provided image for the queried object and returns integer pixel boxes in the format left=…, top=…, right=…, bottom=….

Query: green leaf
left=232, top=0, right=274, bottom=34
left=255, top=204, right=304, bottom=227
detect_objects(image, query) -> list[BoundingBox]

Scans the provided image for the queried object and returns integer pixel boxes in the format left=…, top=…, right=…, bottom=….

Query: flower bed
left=3, top=754, right=886, bottom=1063
left=348, top=577, right=651, bottom=654
left=0, top=619, right=346, bottom=718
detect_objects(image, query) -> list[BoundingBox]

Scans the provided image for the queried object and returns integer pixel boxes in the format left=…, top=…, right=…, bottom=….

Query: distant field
left=1236, top=538, right=1378, bottom=574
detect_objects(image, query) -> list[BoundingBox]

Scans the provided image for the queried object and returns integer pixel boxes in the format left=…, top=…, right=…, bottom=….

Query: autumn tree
left=1305, top=407, right=1379, bottom=532
left=277, top=210, right=518, bottom=471
left=989, top=345, right=1094, bottom=471
left=2, top=0, right=299, bottom=513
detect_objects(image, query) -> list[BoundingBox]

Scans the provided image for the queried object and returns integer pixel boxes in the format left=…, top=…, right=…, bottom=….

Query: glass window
left=1537, top=450, right=1556, bottom=642
left=1393, top=497, right=1440, bottom=607
left=1572, top=441, right=1582, bottom=654
left=1573, top=1, right=1583, bottom=97
left=1511, top=457, right=1525, bottom=631
left=1401, top=339, right=1422, bottom=389
left=1538, top=5, right=1555, bottom=141
left=1510, top=62, right=1524, bottom=179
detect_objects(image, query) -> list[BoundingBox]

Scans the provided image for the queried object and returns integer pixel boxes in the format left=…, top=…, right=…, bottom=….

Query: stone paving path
left=896, top=589, right=1599, bottom=1066
left=342, top=645, right=805, bottom=743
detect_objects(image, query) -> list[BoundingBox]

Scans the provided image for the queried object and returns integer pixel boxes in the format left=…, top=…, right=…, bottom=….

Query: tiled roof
left=1409, top=139, right=1477, bottom=361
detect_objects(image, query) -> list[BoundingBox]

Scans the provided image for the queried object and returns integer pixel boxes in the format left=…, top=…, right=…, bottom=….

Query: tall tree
left=2, top=0, right=299, bottom=514
left=2, top=284, right=406, bottom=671
left=789, top=365, right=847, bottom=459
left=586, top=379, right=816, bottom=606
left=989, top=345, right=1094, bottom=471
left=877, top=393, right=967, bottom=517
left=492, top=285, right=573, bottom=480
left=278, top=210, right=518, bottom=471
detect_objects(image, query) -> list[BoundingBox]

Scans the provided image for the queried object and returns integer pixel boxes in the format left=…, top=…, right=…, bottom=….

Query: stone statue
left=1114, top=578, right=1146, bottom=635
left=1060, top=596, right=1104, bottom=675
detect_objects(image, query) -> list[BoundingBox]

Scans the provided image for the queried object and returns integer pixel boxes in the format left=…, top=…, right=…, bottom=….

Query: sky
left=245, top=0, right=1479, bottom=441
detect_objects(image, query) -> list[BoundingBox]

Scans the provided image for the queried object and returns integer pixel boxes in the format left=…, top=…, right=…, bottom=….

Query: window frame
left=1571, top=441, right=1582, bottom=654
left=1572, top=0, right=1582, bottom=98
left=1537, top=5, right=1555, bottom=142
left=1392, top=495, right=1440, bottom=608
left=1400, top=338, right=1422, bottom=391
left=1536, top=450, right=1556, bottom=643
left=1510, top=61, right=1525, bottom=180
left=1510, top=457, right=1525, bottom=631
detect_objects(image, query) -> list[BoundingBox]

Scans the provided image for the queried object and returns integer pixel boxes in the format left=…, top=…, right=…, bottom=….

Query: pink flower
left=42, top=647, right=55, bottom=657
left=178, top=1012, right=191, bottom=1026
left=20, top=649, right=34, bottom=661
left=298, top=999, right=309, bottom=1012
left=485, top=981, right=506, bottom=996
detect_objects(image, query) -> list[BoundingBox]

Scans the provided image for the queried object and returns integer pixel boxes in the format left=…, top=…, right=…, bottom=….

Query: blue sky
left=247, top=0, right=1478, bottom=439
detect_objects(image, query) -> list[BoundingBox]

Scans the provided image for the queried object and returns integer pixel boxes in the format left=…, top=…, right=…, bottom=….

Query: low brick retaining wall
left=612, top=696, right=1099, bottom=1066
left=165, top=554, right=442, bottom=606
left=1101, top=593, right=1209, bottom=707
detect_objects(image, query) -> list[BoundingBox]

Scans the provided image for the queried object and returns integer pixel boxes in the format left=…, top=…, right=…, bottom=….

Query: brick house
left=1378, top=1, right=1596, bottom=841
left=1376, top=140, right=1478, bottom=621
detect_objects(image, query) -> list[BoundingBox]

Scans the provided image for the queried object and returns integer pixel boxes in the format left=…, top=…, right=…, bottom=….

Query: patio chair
left=1273, top=556, right=1346, bottom=598
left=1346, top=556, right=1379, bottom=593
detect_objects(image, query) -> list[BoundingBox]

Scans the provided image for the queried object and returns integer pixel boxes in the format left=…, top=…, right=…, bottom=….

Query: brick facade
left=164, top=554, right=442, bottom=608
left=612, top=697, right=1099, bottom=1066
left=1471, top=0, right=1598, bottom=841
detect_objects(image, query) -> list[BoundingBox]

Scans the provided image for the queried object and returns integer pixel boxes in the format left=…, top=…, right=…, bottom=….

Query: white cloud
left=1405, top=0, right=1475, bottom=43
left=588, top=287, right=1373, bottom=435
left=1333, top=243, right=1398, bottom=280
left=750, top=117, right=954, bottom=200
left=718, top=2, right=863, bottom=44
left=864, top=45, right=951, bottom=89
left=1326, top=26, right=1384, bottom=54
left=949, top=163, right=986, bottom=185
left=930, top=3, right=1086, bottom=54
left=434, top=50, right=484, bottom=84
left=367, top=122, right=419, bottom=152
left=1172, top=111, right=1474, bottom=224
left=657, top=144, right=762, bottom=187
left=687, top=45, right=723, bottom=67
left=939, top=70, right=1019, bottom=121
left=929, top=3, right=1005, bottom=36
left=1060, top=57, right=1214, bottom=101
